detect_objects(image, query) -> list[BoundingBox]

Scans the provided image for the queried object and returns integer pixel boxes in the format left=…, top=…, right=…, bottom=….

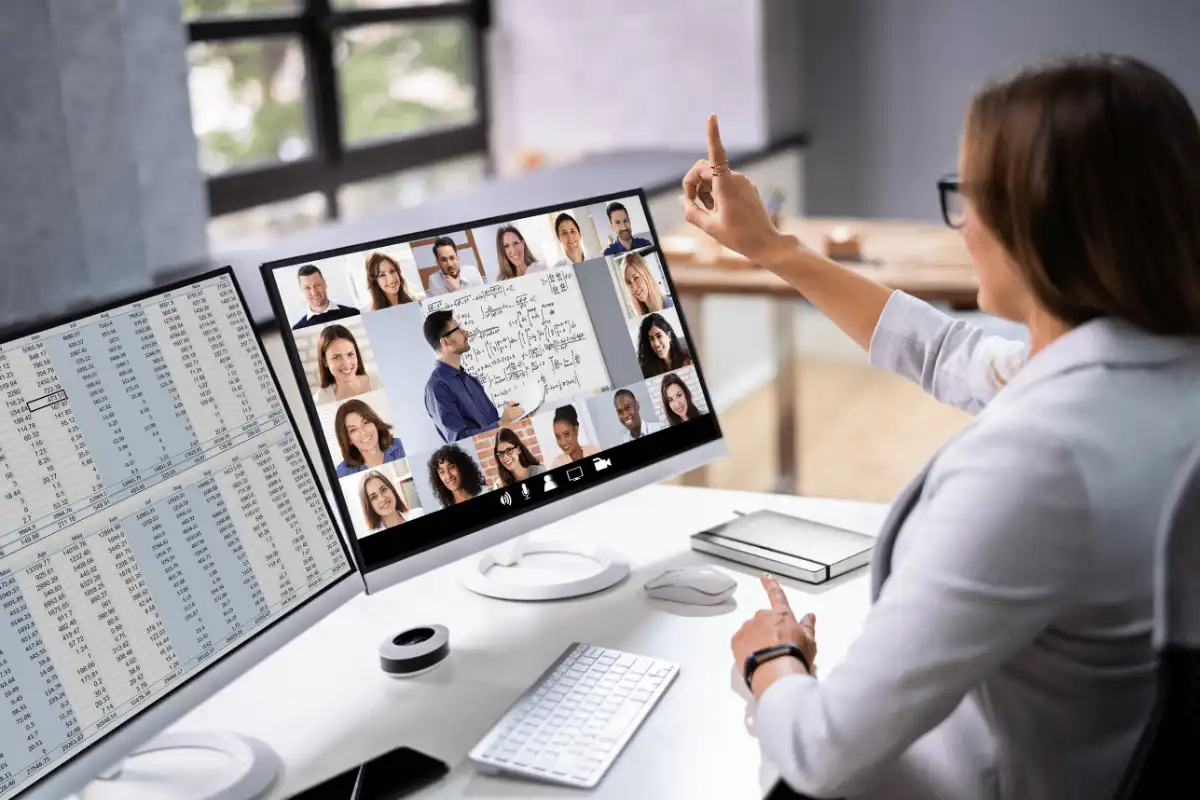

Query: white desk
left=168, top=485, right=889, bottom=799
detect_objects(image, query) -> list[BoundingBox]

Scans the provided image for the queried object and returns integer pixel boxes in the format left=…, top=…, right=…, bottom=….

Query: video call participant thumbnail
left=493, top=427, right=545, bottom=486
left=636, top=313, right=693, bottom=378
left=314, top=324, right=381, bottom=404
left=660, top=373, right=703, bottom=425
left=366, top=252, right=415, bottom=310
left=423, top=310, right=524, bottom=442
left=333, top=398, right=406, bottom=477
left=293, top=264, right=360, bottom=329
left=496, top=225, right=548, bottom=280
left=428, top=443, right=486, bottom=507
left=426, top=236, right=484, bottom=296
left=623, top=251, right=674, bottom=315
left=360, top=469, right=409, bottom=531
left=553, top=213, right=586, bottom=267
left=603, top=202, right=652, bottom=255
left=613, top=389, right=664, bottom=442
left=549, top=405, right=601, bottom=468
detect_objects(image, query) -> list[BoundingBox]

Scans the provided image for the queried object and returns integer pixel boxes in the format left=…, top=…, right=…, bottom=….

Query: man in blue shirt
left=423, top=310, right=524, bottom=442
left=602, top=202, right=653, bottom=255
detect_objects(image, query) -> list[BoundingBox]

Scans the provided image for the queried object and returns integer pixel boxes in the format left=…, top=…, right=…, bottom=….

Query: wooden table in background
left=661, top=217, right=980, bottom=494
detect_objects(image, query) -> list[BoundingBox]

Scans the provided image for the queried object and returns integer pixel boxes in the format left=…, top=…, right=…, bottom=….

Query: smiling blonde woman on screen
left=683, top=55, right=1200, bottom=800
left=622, top=251, right=674, bottom=315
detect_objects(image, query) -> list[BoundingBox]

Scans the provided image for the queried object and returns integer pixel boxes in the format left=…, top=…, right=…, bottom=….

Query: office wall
left=801, top=0, right=1200, bottom=220
left=0, top=0, right=207, bottom=330
left=487, top=0, right=809, bottom=174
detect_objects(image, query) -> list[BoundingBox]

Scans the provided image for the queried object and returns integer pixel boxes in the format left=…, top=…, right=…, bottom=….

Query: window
left=183, top=0, right=492, bottom=244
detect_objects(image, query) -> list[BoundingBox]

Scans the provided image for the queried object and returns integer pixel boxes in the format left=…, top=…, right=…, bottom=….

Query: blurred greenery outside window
left=183, top=0, right=490, bottom=247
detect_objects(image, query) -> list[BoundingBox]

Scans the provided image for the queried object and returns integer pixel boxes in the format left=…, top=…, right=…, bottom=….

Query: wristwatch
left=743, top=644, right=810, bottom=691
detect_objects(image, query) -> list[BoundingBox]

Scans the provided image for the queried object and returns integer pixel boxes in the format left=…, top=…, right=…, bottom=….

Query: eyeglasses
left=496, top=445, right=519, bottom=460
left=440, top=325, right=461, bottom=339
left=938, top=173, right=966, bottom=229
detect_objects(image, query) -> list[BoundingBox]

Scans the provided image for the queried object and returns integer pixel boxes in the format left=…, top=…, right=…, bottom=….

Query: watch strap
left=743, top=643, right=810, bottom=690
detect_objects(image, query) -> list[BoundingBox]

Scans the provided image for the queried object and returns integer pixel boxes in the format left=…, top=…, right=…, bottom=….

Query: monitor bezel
left=7, top=266, right=361, bottom=800
left=259, top=188, right=725, bottom=582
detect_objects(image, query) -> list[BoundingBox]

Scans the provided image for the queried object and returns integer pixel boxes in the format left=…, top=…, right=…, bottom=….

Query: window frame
left=186, top=0, right=492, bottom=220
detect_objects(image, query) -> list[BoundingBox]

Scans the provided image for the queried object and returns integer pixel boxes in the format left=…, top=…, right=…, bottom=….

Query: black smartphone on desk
left=286, top=745, right=449, bottom=799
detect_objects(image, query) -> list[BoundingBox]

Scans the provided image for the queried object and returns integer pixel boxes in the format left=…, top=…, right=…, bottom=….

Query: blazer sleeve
left=868, top=291, right=1028, bottom=414
left=753, top=424, right=1090, bottom=798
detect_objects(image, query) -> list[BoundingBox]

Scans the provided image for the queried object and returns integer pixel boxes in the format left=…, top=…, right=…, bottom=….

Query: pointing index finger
left=761, top=574, right=793, bottom=615
left=707, top=114, right=729, bottom=170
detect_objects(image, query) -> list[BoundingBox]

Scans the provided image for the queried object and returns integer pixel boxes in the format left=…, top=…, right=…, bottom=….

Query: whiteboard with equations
left=422, top=267, right=611, bottom=409
left=0, top=273, right=350, bottom=799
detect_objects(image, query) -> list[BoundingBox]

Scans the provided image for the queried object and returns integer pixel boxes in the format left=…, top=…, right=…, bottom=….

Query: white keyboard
left=468, top=642, right=679, bottom=788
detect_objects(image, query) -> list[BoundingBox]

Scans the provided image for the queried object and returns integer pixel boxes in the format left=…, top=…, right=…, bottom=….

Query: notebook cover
left=705, top=510, right=874, bottom=568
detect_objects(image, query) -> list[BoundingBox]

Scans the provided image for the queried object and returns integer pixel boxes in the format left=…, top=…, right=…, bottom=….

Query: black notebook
left=690, top=509, right=874, bottom=584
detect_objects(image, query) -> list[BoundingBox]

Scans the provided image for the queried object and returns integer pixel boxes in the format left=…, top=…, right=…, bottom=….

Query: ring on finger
left=710, top=161, right=730, bottom=177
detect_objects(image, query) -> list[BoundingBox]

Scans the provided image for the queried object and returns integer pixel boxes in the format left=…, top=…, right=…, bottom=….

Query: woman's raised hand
left=681, top=114, right=784, bottom=263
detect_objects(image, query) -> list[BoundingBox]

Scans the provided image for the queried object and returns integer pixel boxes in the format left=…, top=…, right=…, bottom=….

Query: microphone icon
left=521, top=484, right=530, bottom=500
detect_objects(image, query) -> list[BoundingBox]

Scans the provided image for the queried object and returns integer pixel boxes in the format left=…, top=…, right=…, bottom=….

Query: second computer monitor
left=261, top=190, right=725, bottom=592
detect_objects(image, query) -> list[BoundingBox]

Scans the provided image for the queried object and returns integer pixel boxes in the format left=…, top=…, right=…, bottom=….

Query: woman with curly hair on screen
left=359, top=469, right=410, bottom=532
left=636, top=313, right=693, bottom=378
left=427, top=444, right=485, bottom=507
left=660, top=373, right=703, bottom=425
left=365, top=251, right=414, bottom=310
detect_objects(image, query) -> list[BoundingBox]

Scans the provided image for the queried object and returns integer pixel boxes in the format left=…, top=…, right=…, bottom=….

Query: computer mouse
left=643, top=566, right=737, bottom=606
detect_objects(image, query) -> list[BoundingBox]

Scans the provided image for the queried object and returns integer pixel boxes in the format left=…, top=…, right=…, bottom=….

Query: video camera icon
left=592, top=457, right=612, bottom=471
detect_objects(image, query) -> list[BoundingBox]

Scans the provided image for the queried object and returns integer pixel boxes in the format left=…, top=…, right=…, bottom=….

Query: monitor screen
left=261, top=190, right=721, bottom=574
left=0, top=270, right=353, bottom=798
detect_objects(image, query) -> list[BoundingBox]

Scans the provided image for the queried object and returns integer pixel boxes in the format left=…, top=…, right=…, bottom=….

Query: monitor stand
left=76, top=731, right=280, bottom=800
left=461, top=533, right=630, bottom=601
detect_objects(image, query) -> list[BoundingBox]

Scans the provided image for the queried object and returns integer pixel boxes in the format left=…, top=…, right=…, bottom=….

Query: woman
left=427, top=444, right=485, bottom=508
left=492, top=427, right=545, bottom=487
left=659, top=373, right=702, bottom=425
left=623, top=251, right=674, bottom=315
left=313, top=324, right=380, bottom=404
left=549, top=405, right=601, bottom=467
left=636, top=313, right=692, bottom=378
left=684, top=56, right=1200, bottom=800
left=333, top=398, right=405, bottom=477
left=495, top=225, right=548, bottom=280
left=358, top=469, right=409, bottom=532
left=552, top=212, right=587, bottom=266
left=365, top=252, right=414, bottom=310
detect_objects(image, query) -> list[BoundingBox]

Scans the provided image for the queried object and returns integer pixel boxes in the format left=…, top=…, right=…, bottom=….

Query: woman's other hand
left=681, top=114, right=788, bottom=263
left=731, top=575, right=818, bottom=698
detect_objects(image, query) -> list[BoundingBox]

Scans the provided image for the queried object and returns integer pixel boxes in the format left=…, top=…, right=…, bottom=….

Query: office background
left=5, top=0, right=1199, bottom=503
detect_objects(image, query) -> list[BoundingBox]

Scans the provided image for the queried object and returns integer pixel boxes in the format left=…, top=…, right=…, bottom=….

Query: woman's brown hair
left=359, top=469, right=409, bottom=530
left=316, top=324, right=366, bottom=388
left=335, top=398, right=395, bottom=468
left=962, top=54, right=1200, bottom=335
left=365, top=252, right=412, bottom=310
left=496, top=224, right=538, bottom=280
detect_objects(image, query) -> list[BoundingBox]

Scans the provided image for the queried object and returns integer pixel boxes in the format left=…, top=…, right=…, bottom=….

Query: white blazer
left=755, top=291, right=1200, bottom=799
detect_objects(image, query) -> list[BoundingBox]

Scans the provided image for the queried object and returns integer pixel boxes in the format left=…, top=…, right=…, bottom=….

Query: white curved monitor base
left=72, top=731, right=281, bottom=800
left=461, top=535, right=631, bottom=601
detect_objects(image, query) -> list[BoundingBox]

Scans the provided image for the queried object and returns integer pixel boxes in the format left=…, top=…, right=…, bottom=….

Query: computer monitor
left=2, top=269, right=359, bottom=800
left=260, top=189, right=726, bottom=595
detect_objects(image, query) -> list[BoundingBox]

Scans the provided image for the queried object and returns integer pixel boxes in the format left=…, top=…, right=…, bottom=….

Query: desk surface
left=662, top=217, right=979, bottom=306
left=168, top=485, right=888, bottom=799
